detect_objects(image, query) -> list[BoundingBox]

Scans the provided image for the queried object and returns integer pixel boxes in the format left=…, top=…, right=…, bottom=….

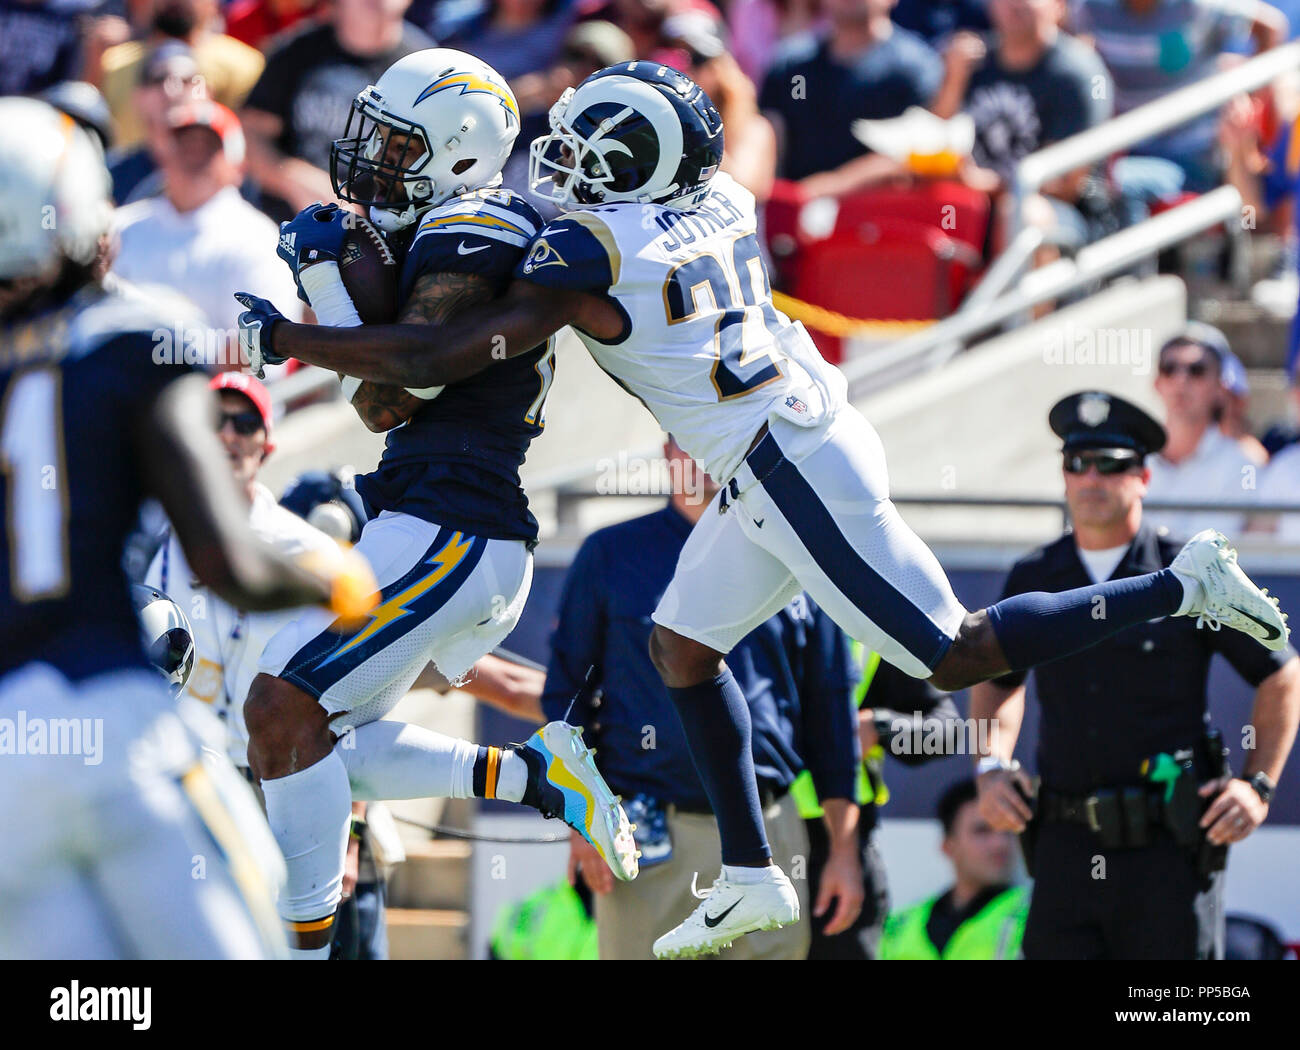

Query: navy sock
left=988, top=567, right=1184, bottom=671
left=666, top=670, right=771, bottom=867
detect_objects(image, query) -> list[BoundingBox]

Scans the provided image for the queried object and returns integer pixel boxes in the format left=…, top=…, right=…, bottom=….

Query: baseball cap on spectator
left=211, top=371, right=274, bottom=453
left=169, top=100, right=246, bottom=165
left=562, top=20, right=636, bottom=68
left=1219, top=349, right=1250, bottom=399
left=40, top=81, right=114, bottom=152
left=661, top=10, right=728, bottom=62
left=1159, top=321, right=1231, bottom=371
left=142, top=41, right=202, bottom=92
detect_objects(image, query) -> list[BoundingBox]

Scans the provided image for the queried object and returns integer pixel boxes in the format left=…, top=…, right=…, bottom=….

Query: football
left=338, top=214, right=401, bottom=324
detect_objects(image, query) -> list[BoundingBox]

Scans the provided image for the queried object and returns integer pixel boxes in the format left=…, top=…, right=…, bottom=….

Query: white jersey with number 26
left=515, top=171, right=847, bottom=482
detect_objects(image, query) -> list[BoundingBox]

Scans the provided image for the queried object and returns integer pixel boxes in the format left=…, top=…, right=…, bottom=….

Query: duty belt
left=1040, top=787, right=1161, bottom=833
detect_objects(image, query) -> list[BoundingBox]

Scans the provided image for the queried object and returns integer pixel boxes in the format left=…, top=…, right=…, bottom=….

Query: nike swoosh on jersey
left=458, top=242, right=491, bottom=255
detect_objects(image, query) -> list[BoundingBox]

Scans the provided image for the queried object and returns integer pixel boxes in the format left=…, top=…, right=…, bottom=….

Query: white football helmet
left=0, top=97, right=112, bottom=281
left=131, top=584, right=195, bottom=699
left=331, top=48, right=521, bottom=234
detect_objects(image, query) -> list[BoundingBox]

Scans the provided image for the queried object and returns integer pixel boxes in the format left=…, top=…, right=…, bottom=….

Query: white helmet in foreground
left=0, top=97, right=111, bottom=281
left=330, top=48, right=521, bottom=234
left=131, top=584, right=195, bottom=699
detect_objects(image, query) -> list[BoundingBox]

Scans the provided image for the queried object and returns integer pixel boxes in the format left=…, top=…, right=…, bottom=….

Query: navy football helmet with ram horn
left=529, top=61, right=724, bottom=210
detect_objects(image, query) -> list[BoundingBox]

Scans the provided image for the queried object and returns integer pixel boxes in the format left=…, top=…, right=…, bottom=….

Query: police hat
left=1049, top=390, right=1167, bottom=457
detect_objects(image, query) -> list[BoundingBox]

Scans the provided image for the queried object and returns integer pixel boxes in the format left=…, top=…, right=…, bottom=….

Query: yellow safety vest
left=790, top=643, right=889, bottom=819
left=879, top=886, right=1030, bottom=960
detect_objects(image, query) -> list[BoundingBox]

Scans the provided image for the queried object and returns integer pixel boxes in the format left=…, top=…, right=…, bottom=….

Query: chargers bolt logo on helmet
left=528, top=61, right=724, bottom=211
left=414, top=72, right=520, bottom=127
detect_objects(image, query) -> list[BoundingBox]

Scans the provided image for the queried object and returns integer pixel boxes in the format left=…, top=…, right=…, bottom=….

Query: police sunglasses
left=1063, top=450, right=1143, bottom=476
left=217, top=410, right=264, bottom=436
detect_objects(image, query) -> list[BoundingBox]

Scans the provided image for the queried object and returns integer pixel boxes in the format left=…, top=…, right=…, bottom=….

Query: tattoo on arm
left=348, top=271, right=498, bottom=432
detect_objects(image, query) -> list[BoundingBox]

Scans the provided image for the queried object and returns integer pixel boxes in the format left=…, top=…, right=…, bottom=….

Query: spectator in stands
left=1222, top=92, right=1300, bottom=380
left=878, top=779, right=1028, bottom=959
left=933, top=0, right=1123, bottom=254
left=0, top=0, right=114, bottom=96
left=240, top=0, right=433, bottom=220
left=759, top=0, right=943, bottom=197
left=1072, top=0, right=1288, bottom=195
left=224, top=0, right=324, bottom=50
left=1146, top=323, right=1258, bottom=536
left=605, top=0, right=717, bottom=59
left=111, top=100, right=302, bottom=361
left=726, top=0, right=823, bottom=85
left=661, top=11, right=778, bottom=202
left=108, top=41, right=207, bottom=203
left=99, top=0, right=265, bottom=150
left=445, top=0, right=576, bottom=80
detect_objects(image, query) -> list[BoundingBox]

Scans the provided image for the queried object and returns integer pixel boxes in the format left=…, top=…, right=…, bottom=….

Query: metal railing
left=546, top=484, right=1300, bottom=533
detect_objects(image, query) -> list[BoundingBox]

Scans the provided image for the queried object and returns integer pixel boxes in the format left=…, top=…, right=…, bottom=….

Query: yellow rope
left=772, top=291, right=938, bottom=338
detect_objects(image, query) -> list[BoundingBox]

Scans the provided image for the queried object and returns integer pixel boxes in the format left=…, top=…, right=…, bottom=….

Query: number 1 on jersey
left=1, top=368, right=71, bottom=602
left=663, top=232, right=786, bottom=401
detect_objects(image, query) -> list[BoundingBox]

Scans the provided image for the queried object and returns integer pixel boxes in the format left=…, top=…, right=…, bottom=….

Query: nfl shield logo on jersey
left=784, top=394, right=808, bottom=416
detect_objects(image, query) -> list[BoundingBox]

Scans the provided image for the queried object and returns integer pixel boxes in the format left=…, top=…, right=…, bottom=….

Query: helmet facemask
left=331, top=90, right=438, bottom=232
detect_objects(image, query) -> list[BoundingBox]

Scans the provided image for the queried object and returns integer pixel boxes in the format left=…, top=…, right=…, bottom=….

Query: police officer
left=971, top=390, right=1300, bottom=960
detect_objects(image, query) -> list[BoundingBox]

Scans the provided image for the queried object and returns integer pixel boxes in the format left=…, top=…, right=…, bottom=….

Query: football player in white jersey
left=234, top=49, right=638, bottom=960
left=239, top=61, right=1291, bottom=958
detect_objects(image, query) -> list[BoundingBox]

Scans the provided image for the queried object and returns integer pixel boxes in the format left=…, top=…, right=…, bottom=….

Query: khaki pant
left=594, top=793, right=812, bottom=960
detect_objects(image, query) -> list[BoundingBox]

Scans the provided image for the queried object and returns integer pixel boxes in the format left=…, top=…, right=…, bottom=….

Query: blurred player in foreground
left=239, top=62, right=1291, bottom=958
left=0, top=97, right=376, bottom=959
left=241, top=49, right=637, bottom=959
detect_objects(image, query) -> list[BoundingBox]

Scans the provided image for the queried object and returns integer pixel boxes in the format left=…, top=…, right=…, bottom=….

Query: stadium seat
left=765, top=180, right=989, bottom=360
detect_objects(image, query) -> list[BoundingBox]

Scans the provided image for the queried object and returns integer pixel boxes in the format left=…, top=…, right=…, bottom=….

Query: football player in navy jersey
left=0, top=98, right=377, bottom=959
left=242, top=61, right=1287, bottom=958
left=238, top=49, right=637, bottom=959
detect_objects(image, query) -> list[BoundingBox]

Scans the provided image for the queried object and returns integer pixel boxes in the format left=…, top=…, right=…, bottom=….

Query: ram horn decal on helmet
left=528, top=62, right=724, bottom=211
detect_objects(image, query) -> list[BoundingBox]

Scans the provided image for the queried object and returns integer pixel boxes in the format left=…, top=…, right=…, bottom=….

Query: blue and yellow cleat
left=513, top=721, right=639, bottom=881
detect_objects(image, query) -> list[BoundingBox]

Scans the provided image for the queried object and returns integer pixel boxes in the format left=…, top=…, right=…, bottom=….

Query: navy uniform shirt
left=0, top=283, right=198, bottom=682
left=354, top=188, right=553, bottom=547
left=995, top=522, right=1296, bottom=793
left=541, top=503, right=860, bottom=810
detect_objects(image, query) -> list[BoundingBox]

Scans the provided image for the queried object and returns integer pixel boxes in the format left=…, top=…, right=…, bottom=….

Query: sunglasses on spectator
left=1158, top=359, right=1211, bottom=379
left=217, top=410, right=264, bottom=436
left=1063, top=451, right=1142, bottom=475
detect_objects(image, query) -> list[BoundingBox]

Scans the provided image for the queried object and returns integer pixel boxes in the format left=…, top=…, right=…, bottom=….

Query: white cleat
left=652, top=865, right=799, bottom=959
left=1171, top=529, right=1290, bottom=651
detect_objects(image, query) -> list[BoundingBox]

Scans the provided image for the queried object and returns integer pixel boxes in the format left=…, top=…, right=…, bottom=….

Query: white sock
left=495, top=750, right=528, bottom=805
left=334, top=720, right=480, bottom=800
left=722, top=863, right=773, bottom=884
left=260, top=750, right=352, bottom=945
left=1172, top=571, right=1204, bottom=616
left=288, top=945, right=331, bottom=961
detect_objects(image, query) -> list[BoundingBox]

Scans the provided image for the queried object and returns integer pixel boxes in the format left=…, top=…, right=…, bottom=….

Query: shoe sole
left=529, top=722, right=639, bottom=881
left=652, top=906, right=801, bottom=959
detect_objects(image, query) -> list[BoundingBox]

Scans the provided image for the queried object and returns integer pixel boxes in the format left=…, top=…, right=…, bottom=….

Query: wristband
left=976, top=756, right=1018, bottom=777
left=299, top=261, right=363, bottom=328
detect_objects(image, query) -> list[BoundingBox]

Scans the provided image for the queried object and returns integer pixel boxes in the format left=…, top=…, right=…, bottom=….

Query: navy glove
left=235, top=292, right=288, bottom=379
left=278, top=202, right=351, bottom=304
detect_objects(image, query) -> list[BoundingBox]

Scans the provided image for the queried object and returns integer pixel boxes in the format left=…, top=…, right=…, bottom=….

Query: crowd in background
left=7, top=0, right=1300, bottom=514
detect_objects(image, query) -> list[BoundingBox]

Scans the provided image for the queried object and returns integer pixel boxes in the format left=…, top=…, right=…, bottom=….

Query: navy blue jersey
left=0, top=283, right=199, bottom=682
left=355, top=187, right=552, bottom=546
